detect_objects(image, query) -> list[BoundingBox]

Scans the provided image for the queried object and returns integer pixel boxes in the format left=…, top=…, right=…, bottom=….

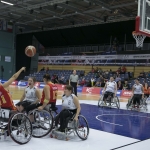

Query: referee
left=69, top=70, right=78, bottom=96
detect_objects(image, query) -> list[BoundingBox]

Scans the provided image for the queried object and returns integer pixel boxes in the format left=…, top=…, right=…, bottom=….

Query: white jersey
left=133, top=84, right=143, bottom=94
left=62, top=94, right=77, bottom=110
left=105, top=81, right=116, bottom=93
left=24, top=86, right=37, bottom=102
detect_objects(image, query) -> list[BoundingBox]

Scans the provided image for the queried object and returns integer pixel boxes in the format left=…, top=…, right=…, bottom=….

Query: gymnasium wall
left=0, top=31, right=15, bottom=80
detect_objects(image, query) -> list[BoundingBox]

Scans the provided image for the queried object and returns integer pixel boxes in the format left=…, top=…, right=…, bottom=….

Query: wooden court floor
left=9, top=85, right=128, bottom=102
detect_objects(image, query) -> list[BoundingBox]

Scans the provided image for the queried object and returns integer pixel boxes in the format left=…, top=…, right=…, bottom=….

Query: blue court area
left=57, top=104, right=150, bottom=140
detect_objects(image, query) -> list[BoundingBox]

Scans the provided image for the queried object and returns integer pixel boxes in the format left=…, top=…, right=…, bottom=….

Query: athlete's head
left=110, top=77, right=114, bottom=82
left=135, top=78, right=139, bottom=84
left=64, top=85, right=73, bottom=96
left=73, top=70, right=76, bottom=75
left=28, top=77, right=36, bottom=86
left=43, top=74, right=51, bottom=83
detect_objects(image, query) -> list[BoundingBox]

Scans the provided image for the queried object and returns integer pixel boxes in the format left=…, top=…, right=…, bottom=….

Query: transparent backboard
left=137, top=0, right=150, bottom=36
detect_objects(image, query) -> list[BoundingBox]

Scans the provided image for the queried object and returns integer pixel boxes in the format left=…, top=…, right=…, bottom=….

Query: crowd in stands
left=25, top=65, right=150, bottom=94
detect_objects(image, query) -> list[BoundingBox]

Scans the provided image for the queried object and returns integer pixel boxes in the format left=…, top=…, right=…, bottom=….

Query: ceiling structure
left=0, top=0, right=138, bottom=33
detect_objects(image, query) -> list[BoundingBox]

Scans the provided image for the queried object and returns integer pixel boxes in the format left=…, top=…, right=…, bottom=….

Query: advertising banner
left=82, top=87, right=101, bottom=94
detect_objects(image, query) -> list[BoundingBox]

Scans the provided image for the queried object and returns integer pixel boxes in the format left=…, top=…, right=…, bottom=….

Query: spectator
left=59, top=74, right=65, bottom=84
left=115, top=75, right=121, bottom=82
left=91, top=77, right=95, bottom=87
left=52, top=74, right=59, bottom=84
left=95, top=67, right=99, bottom=73
left=117, top=81, right=123, bottom=90
left=91, top=66, right=95, bottom=73
left=116, top=67, right=121, bottom=74
left=80, top=78, right=86, bottom=86
left=123, top=80, right=130, bottom=90
left=46, top=67, right=49, bottom=73
left=95, top=81, right=101, bottom=87
left=121, top=66, right=126, bottom=74
left=105, top=70, right=109, bottom=75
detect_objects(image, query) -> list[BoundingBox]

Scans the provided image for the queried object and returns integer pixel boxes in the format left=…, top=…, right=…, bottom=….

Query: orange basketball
left=25, top=45, right=36, bottom=57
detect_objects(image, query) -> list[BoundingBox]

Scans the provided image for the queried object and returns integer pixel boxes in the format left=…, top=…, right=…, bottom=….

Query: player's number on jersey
left=53, top=91, right=58, bottom=99
left=1, top=95, right=6, bottom=104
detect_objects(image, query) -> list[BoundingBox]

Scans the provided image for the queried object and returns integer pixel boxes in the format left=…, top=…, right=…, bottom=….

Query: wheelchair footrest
left=50, top=129, right=67, bottom=140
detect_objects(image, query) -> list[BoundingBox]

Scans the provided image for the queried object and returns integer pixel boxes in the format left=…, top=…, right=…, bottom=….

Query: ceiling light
left=1, top=0, right=13, bottom=5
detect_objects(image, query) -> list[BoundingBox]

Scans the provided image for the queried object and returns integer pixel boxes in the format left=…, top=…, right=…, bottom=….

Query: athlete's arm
left=73, top=96, right=81, bottom=121
left=38, top=85, right=50, bottom=110
left=20, top=90, right=25, bottom=102
left=141, top=85, right=144, bottom=98
left=34, top=89, right=41, bottom=103
left=114, top=83, right=117, bottom=96
left=103, top=83, right=107, bottom=94
left=3, top=67, right=26, bottom=88
left=131, top=85, right=134, bottom=97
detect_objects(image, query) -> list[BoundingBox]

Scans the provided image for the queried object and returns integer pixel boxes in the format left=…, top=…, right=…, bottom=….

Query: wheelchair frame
left=98, top=94, right=120, bottom=109
left=0, top=106, right=33, bottom=145
left=126, top=96, right=148, bottom=111
left=50, top=113, right=89, bottom=141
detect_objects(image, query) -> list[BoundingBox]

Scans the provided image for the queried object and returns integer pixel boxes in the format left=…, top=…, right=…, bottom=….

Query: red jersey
left=0, top=85, right=16, bottom=110
left=41, top=82, right=58, bottom=104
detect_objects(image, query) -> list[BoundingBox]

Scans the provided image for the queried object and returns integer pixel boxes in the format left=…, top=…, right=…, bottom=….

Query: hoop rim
left=132, top=31, right=145, bottom=36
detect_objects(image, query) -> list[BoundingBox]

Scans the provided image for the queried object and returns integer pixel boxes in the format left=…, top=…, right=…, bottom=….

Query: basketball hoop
left=132, top=31, right=146, bottom=48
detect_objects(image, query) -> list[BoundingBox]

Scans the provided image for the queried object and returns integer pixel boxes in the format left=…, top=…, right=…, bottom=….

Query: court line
left=96, top=113, right=150, bottom=127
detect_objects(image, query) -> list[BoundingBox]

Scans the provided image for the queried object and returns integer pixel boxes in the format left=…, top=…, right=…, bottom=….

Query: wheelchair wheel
left=8, top=113, right=32, bottom=145
left=98, top=95, right=103, bottom=107
left=28, top=109, right=53, bottom=138
left=114, top=97, right=120, bottom=109
left=74, top=115, right=89, bottom=140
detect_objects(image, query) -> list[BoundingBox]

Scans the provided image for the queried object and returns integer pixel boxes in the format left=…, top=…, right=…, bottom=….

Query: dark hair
left=28, top=77, right=36, bottom=83
left=135, top=78, right=139, bottom=81
left=43, top=74, right=51, bottom=80
left=65, top=85, right=73, bottom=92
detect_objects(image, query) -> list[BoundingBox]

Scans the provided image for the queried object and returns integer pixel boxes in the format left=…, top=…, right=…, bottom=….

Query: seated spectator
left=91, top=67, right=95, bottom=73
left=46, top=67, right=49, bottom=72
left=95, top=67, right=99, bottom=73
left=80, top=78, right=86, bottom=86
left=95, top=81, right=101, bottom=87
left=91, top=77, right=95, bottom=87
left=117, top=81, right=123, bottom=90
left=52, top=74, right=59, bottom=84
left=80, top=71, right=85, bottom=77
left=115, top=75, right=121, bottom=82
left=121, top=66, right=126, bottom=74
left=105, top=70, right=109, bottom=75
left=59, top=74, right=65, bottom=84
left=116, top=67, right=121, bottom=74
left=143, top=83, right=150, bottom=97
left=123, top=80, right=130, bottom=90
left=138, top=73, right=145, bottom=78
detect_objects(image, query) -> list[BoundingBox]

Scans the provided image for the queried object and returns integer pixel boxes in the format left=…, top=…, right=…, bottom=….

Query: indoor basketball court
left=1, top=0, right=150, bottom=150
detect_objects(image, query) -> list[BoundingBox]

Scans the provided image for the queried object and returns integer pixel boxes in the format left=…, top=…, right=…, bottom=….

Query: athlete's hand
left=74, top=116, right=78, bottom=121
left=21, top=67, right=26, bottom=72
left=38, top=106, right=44, bottom=111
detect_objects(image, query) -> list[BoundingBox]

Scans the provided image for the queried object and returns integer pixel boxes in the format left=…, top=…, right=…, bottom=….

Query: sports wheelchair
left=0, top=107, right=32, bottom=144
left=126, top=96, right=148, bottom=111
left=98, top=93, right=120, bottom=109
left=50, top=112, right=89, bottom=141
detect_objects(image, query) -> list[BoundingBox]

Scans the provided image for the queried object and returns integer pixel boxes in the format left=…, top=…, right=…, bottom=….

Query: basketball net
left=132, top=31, right=146, bottom=48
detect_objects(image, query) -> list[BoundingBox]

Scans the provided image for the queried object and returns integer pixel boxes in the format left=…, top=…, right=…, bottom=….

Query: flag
left=3, top=20, right=6, bottom=30
left=7, top=22, right=13, bottom=32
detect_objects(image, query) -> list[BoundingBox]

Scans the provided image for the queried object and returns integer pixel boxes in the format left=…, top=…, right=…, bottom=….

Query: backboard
left=136, top=0, right=150, bottom=37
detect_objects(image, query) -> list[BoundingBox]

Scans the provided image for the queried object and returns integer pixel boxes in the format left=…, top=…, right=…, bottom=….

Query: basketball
left=25, top=45, right=36, bottom=57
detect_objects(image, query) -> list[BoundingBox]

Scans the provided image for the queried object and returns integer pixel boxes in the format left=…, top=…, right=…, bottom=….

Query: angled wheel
left=74, top=115, right=89, bottom=140
left=8, top=113, right=32, bottom=145
left=28, top=109, right=53, bottom=138
left=98, top=95, right=103, bottom=107
left=114, top=97, right=120, bottom=109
